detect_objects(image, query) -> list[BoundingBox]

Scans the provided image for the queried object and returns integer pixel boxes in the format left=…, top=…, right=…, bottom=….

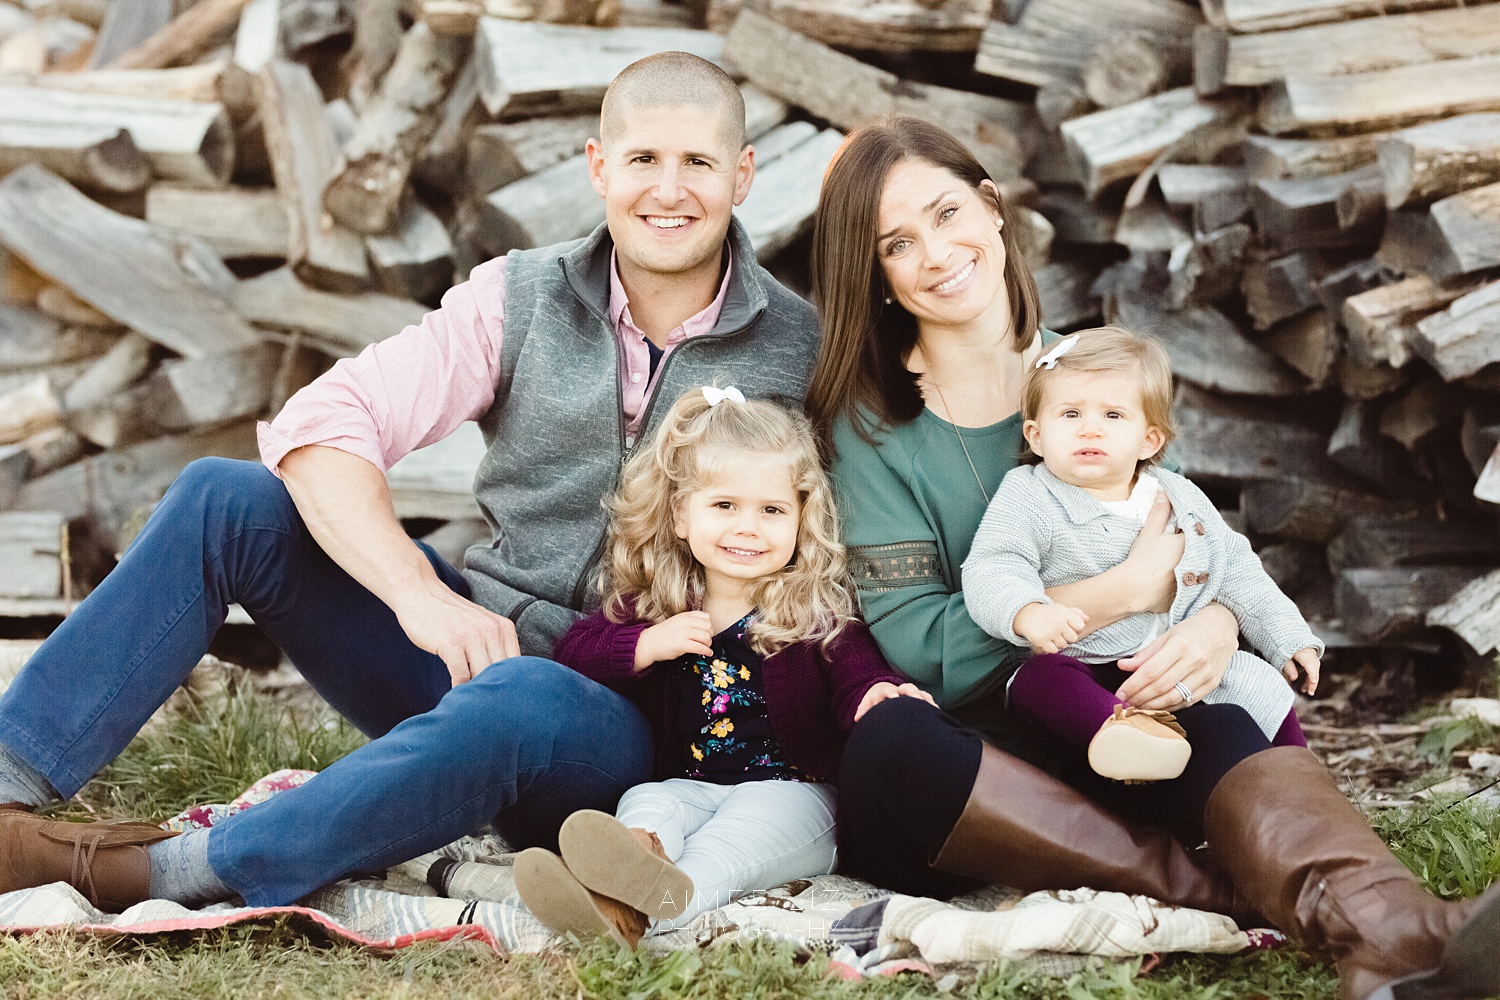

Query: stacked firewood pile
left=1, top=0, right=1499, bottom=684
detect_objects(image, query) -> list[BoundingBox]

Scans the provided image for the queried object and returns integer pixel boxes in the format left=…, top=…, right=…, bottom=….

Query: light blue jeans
left=0, top=458, right=653, bottom=906
left=615, top=778, right=838, bottom=927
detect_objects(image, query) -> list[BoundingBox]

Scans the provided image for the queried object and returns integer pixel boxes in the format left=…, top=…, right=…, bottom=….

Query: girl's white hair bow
left=1035, top=335, right=1080, bottom=370
left=702, top=385, right=746, bottom=406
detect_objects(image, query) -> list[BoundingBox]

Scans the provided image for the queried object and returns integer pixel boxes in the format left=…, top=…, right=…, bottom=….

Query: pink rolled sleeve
left=257, top=258, right=509, bottom=477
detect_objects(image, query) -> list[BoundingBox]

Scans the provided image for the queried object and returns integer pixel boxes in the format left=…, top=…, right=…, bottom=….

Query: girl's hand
left=1115, top=603, right=1237, bottom=710
left=1283, top=647, right=1320, bottom=695
left=1013, top=602, right=1088, bottom=654
left=854, top=681, right=937, bottom=722
left=634, top=611, right=714, bottom=672
left=1121, top=492, right=1185, bottom=615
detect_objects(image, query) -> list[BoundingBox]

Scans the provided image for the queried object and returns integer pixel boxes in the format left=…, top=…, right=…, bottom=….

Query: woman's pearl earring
left=884, top=296, right=893, bottom=305
left=995, top=218, right=1004, bottom=230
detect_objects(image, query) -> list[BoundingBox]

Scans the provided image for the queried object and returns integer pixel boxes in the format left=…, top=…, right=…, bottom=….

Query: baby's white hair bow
left=1035, top=335, right=1080, bottom=369
left=702, top=385, right=746, bottom=406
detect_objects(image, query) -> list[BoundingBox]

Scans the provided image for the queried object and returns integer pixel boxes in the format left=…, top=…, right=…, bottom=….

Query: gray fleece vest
left=461, top=218, right=821, bottom=656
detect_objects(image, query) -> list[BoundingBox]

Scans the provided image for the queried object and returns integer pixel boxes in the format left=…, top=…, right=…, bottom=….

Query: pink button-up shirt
left=258, top=250, right=734, bottom=475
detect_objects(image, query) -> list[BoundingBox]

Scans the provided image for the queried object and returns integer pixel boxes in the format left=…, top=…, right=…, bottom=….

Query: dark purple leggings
left=1008, top=652, right=1307, bottom=752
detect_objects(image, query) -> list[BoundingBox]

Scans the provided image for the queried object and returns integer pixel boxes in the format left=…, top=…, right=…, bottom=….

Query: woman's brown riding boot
left=0, top=810, right=176, bottom=912
left=1203, top=746, right=1500, bottom=1000
left=932, top=742, right=1260, bottom=927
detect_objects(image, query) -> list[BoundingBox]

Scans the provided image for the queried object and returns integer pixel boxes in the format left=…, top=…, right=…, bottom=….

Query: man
left=0, top=52, right=819, bottom=913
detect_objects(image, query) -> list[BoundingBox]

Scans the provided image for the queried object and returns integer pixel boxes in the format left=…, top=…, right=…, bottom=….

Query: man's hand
left=1115, top=603, right=1237, bottom=710
left=1120, top=492, right=1185, bottom=616
left=390, top=585, right=519, bottom=687
left=854, top=681, right=937, bottom=722
left=1013, top=602, right=1088, bottom=654
left=1283, top=647, right=1320, bottom=695
left=634, top=611, right=714, bottom=671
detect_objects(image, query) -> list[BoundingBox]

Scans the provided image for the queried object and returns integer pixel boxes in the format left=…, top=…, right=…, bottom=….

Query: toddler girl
left=515, top=386, right=931, bottom=946
left=963, top=326, right=1320, bottom=785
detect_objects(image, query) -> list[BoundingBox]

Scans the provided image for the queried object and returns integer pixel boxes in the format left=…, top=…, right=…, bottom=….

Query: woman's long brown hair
left=806, top=117, right=1042, bottom=450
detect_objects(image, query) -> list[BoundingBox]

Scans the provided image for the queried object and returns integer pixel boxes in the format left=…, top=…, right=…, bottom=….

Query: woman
left=807, top=116, right=1499, bottom=1000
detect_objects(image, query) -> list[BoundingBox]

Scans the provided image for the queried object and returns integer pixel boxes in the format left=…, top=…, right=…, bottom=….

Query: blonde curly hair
left=600, top=387, right=856, bottom=656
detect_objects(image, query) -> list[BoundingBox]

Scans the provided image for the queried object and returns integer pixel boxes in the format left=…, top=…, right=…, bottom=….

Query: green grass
left=10, top=672, right=1500, bottom=999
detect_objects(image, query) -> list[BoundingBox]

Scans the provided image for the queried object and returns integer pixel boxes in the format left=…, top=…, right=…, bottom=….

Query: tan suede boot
left=932, top=742, right=1260, bottom=927
left=1203, top=747, right=1500, bottom=1000
left=1087, top=705, right=1192, bottom=783
left=0, top=810, right=176, bottom=912
left=559, top=809, right=694, bottom=921
left=514, top=847, right=649, bottom=948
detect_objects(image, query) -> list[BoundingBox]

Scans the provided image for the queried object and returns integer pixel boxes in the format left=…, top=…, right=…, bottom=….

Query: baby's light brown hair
left=1020, top=325, right=1175, bottom=467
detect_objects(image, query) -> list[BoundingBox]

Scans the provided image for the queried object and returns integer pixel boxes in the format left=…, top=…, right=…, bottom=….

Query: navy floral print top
left=663, top=613, right=798, bottom=784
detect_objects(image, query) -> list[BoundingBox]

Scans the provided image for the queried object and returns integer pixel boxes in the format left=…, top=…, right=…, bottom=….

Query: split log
left=726, top=9, right=1030, bottom=184
left=1410, top=280, right=1500, bottom=381
left=1380, top=376, right=1465, bottom=450
left=1461, top=403, right=1500, bottom=476
left=0, top=443, right=24, bottom=509
left=108, top=0, right=256, bottom=72
left=973, top=20, right=1088, bottom=89
left=420, top=0, right=535, bottom=36
left=736, top=126, right=845, bottom=261
left=0, top=358, right=98, bottom=399
left=1328, top=514, right=1500, bottom=573
left=1376, top=208, right=1461, bottom=282
left=12, top=421, right=260, bottom=553
left=0, top=305, right=115, bottom=371
left=1196, top=6, right=1500, bottom=96
left=977, top=0, right=1198, bottom=89
left=1263, top=311, right=1338, bottom=389
left=1114, top=200, right=1191, bottom=253
left=14, top=61, right=228, bottom=103
left=366, top=200, right=456, bottom=301
left=1082, top=32, right=1187, bottom=110
left=1038, top=189, right=1118, bottom=245
left=345, top=0, right=404, bottom=109
left=1337, top=353, right=1408, bottom=401
left=230, top=267, right=429, bottom=356
left=1339, top=566, right=1490, bottom=644
left=1242, top=132, right=1382, bottom=181
left=1112, top=292, right=1307, bottom=397
left=35, top=286, right=116, bottom=329
left=386, top=419, right=486, bottom=520
left=1243, top=477, right=1416, bottom=544
left=0, top=85, right=233, bottom=187
left=1250, top=164, right=1383, bottom=252
left=1261, top=55, right=1500, bottom=136
left=0, top=375, right=61, bottom=445
left=1158, top=163, right=1248, bottom=232
left=145, top=185, right=290, bottom=260
left=0, top=121, right=148, bottom=194
left=1035, top=81, right=1090, bottom=131
left=0, top=511, right=62, bottom=599
left=61, top=332, right=153, bottom=412
left=476, top=19, right=723, bottom=119
left=466, top=113, right=597, bottom=197
left=1060, top=88, right=1243, bottom=198
left=0, top=166, right=260, bottom=359
left=739, top=0, right=989, bottom=53
left=155, top=344, right=281, bottom=429
left=258, top=59, right=369, bottom=292
left=1379, top=113, right=1500, bottom=210
left=414, top=52, right=481, bottom=194
left=1202, top=0, right=1484, bottom=34
left=1241, top=251, right=1325, bottom=330
left=477, top=153, right=598, bottom=258
left=1427, top=569, right=1500, bottom=654
left=1476, top=440, right=1500, bottom=503
left=282, top=0, right=354, bottom=54
left=1427, top=180, right=1500, bottom=278
left=1329, top=400, right=1407, bottom=488
left=1314, top=257, right=1383, bottom=315
left=1172, top=383, right=1333, bottom=483
left=88, top=0, right=171, bottom=69
left=1164, top=223, right=1250, bottom=309
left=324, top=22, right=467, bottom=235
left=18, top=426, right=82, bottom=480
left=1034, top=259, right=1100, bottom=330
left=1, top=251, right=46, bottom=307
left=222, top=0, right=281, bottom=117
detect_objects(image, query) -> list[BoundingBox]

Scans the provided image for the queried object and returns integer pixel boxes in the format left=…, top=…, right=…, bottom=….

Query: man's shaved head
left=600, top=52, right=745, bottom=152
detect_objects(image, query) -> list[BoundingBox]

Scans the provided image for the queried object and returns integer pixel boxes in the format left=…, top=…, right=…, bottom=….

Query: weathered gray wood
left=0, top=304, right=115, bottom=372
left=88, top=0, right=171, bottom=69
left=12, top=421, right=260, bottom=553
left=0, top=166, right=261, bottom=359
left=478, top=153, right=598, bottom=258
left=466, top=113, right=598, bottom=197
left=35, top=285, right=116, bottom=329
left=1113, top=199, right=1191, bottom=253
left=0, top=84, right=233, bottom=187
left=61, top=332, right=153, bottom=412
left=1328, top=399, right=1407, bottom=487
left=1476, top=439, right=1500, bottom=503
left=1380, top=113, right=1500, bottom=210
left=736, top=126, right=844, bottom=261
left=1337, top=353, right=1408, bottom=401
left=145, top=185, right=290, bottom=260
left=0, top=374, right=60, bottom=445
left=325, top=22, right=467, bottom=235
left=1263, top=311, right=1338, bottom=389
left=1038, top=188, right=1117, bottom=244
left=1250, top=164, right=1383, bottom=252
left=1427, top=568, right=1500, bottom=654
left=740, top=0, right=988, bottom=53
left=419, top=0, right=535, bottom=36
left=222, top=0, right=281, bottom=117
left=726, top=9, right=1030, bottom=184
left=367, top=200, right=456, bottom=301
left=282, top=0, right=353, bottom=53
left=18, top=425, right=81, bottom=480
left=230, top=267, right=429, bottom=356
left=156, top=343, right=281, bottom=428
left=1428, top=180, right=1500, bottom=277
left=0, top=121, right=148, bottom=194
left=1165, top=223, right=1250, bottom=309
left=973, top=20, right=1088, bottom=89
left=258, top=59, right=369, bottom=292
left=476, top=18, right=723, bottom=119
left=1112, top=292, right=1307, bottom=396
left=1034, top=259, right=1100, bottom=330
left=13, top=61, right=228, bottom=103
left=1083, top=31, right=1187, bottom=110
left=1410, top=280, right=1500, bottom=381
left=109, top=0, right=256, bottom=71
left=1240, top=251, right=1324, bottom=330
left=1196, top=6, right=1500, bottom=96
left=0, top=511, right=62, bottom=599
left=1060, top=88, right=1243, bottom=197
left=1313, top=257, right=1383, bottom=315
left=1202, top=0, right=1493, bottom=34
left=1158, top=164, right=1246, bottom=211
left=1328, top=513, right=1500, bottom=573
left=1243, top=477, right=1413, bottom=544
left=345, top=0, right=404, bottom=108
left=1339, top=566, right=1491, bottom=645
left=1172, top=383, right=1332, bottom=483
left=1035, top=80, right=1091, bottom=131
left=978, top=0, right=1198, bottom=90
left=1380, top=376, right=1464, bottom=450
left=1242, top=132, right=1382, bottom=181
left=386, top=419, right=485, bottom=520
left=66, top=380, right=169, bottom=450
left=1261, top=55, right=1500, bottom=136
left=414, top=50, right=481, bottom=194
left=1376, top=208, right=1462, bottom=281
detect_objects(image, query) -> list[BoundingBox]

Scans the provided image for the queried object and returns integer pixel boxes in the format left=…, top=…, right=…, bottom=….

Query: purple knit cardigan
left=553, top=610, right=907, bottom=783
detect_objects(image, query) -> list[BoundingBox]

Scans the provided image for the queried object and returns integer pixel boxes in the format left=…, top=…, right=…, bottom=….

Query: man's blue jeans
left=0, top=458, right=653, bottom=906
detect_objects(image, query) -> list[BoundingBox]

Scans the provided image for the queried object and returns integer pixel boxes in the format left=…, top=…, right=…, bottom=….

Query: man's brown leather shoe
left=0, top=810, right=176, bottom=912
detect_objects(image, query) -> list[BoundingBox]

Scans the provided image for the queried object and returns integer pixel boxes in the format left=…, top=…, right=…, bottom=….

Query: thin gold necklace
left=914, top=345, right=991, bottom=504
